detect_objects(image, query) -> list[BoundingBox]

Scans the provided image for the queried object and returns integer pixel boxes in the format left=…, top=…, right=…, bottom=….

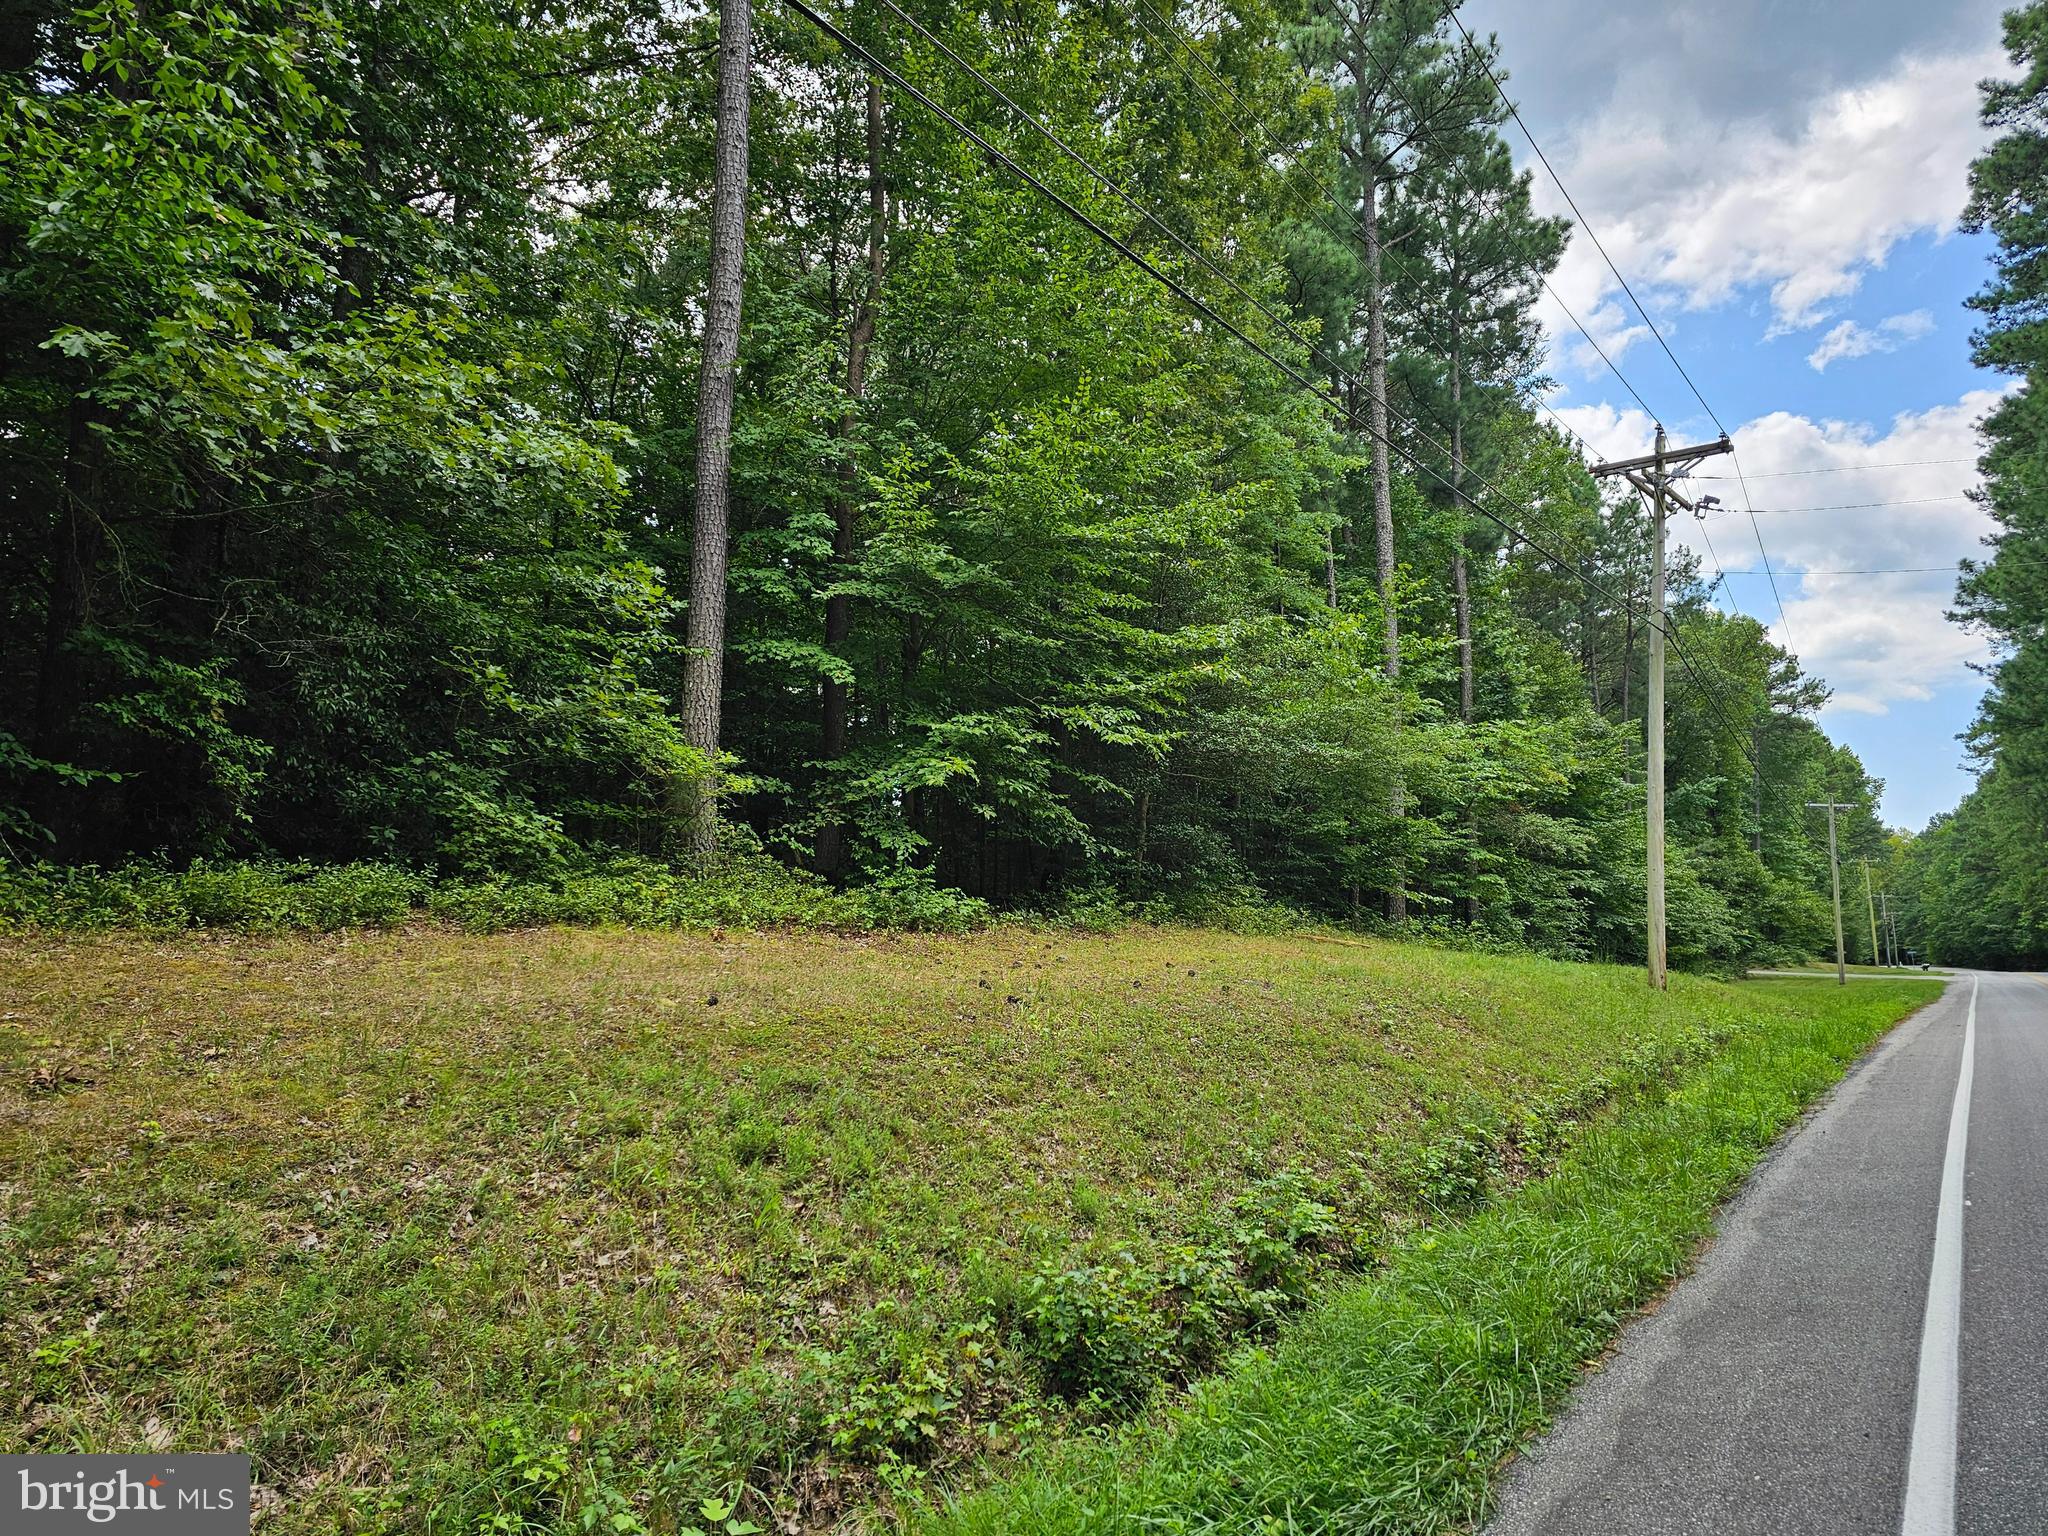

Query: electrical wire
left=1705, top=495, right=1978, bottom=516
left=1117, top=0, right=1656, bottom=433
left=1695, top=457, right=1975, bottom=478
left=783, top=0, right=1766, bottom=773
left=1445, top=9, right=1798, bottom=655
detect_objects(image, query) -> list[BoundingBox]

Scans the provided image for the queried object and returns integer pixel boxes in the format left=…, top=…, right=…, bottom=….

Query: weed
left=1015, top=1258, right=1168, bottom=1408
left=1407, top=1120, right=1502, bottom=1211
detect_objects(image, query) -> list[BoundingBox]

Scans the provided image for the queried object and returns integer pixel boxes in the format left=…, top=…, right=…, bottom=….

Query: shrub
left=1, top=849, right=992, bottom=937
left=824, top=1354, right=960, bottom=1463
left=1406, top=1119, right=1502, bottom=1210
left=845, top=868, right=990, bottom=933
left=1222, top=1167, right=1347, bottom=1301
left=1014, top=1258, right=1167, bottom=1408
left=820, top=1319, right=998, bottom=1466
left=298, top=864, right=427, bottom=927
left=0, top=860, right=426, bottom=933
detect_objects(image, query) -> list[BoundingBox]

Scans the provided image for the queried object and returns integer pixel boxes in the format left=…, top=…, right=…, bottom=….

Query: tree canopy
left=1897, top=0, right=2048, bottom=968
left=2, top=0, right=1891, bottom=966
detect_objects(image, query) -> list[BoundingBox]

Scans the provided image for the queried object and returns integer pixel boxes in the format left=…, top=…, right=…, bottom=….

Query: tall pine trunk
left=817, top=77, right=884, bottom=876
left=677, top=0, right=753, bottom=859
left=1450, top=328, right=1471, bottom=724
left=1361, top=174, right=1397, bottom=683
left=1450, top=315, right=1478, bottom=923
left=1358, top=149, right=1405, bottom=923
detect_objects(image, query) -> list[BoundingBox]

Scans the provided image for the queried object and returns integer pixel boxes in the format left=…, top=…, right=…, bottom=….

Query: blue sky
left=1464, top=0, right=2012, bottom=829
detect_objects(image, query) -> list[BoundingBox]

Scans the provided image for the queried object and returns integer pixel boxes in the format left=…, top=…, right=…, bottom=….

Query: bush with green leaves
left=0, top=860, right=427, bottom=933
left=0, top=850, right=1002, bottom=938
left=843, top=867, right=993, bottom=933
left=1008, top=1168, right=1368, bottom=1409
left=1013, top=1258, right=1168, bottom=1409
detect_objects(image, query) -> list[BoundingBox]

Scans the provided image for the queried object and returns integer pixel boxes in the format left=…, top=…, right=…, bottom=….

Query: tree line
left=2, top=0, right=1890, bottom=965
left=1897, top=0, right=2048, bottom=969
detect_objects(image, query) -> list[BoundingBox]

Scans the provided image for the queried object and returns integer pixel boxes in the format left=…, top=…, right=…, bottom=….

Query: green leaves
left=2, top=0, right=1880, bottom=968
left=1911, top=2, right=2048, bottom=966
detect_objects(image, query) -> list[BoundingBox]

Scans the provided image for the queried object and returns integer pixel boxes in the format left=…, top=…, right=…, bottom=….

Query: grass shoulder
left=0, top=926, right=1931, bottom=1533
left=920, top=974, right=1935, bottom=1535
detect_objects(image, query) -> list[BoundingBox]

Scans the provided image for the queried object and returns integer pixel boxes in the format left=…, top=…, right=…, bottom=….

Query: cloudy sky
left=1461, top=0, right=2013, bottom=828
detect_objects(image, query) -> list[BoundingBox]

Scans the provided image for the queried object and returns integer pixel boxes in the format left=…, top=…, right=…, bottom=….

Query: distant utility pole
left=1808, top=801, right=1853, bottom=985
left=1861, top=858, right=1882, bottom=968
left=1592, top=428, right=1733, bottom=991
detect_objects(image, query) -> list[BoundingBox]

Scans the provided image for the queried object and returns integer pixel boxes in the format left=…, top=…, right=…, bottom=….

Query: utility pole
left=1646, top=426, right=1669, bottom=991
left=1808, top=801, right=1852, bottom=985
left=1592, top=430, right=1733, bottom=990
left=1861, top=858, right=1881, bottom=968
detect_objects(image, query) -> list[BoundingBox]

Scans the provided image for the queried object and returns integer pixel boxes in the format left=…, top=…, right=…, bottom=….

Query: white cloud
left=1545, top=401, right=1658, bottom=463
left=1805, top=309, right=1937, bottom=370
left=1534, top=48, right=1996, bottom=378
left=1664, top=388, right=2011, bottom=715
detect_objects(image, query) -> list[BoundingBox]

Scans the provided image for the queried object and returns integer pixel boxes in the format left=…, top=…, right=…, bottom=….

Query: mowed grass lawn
left=0, top=926, right=1922, bottom=1532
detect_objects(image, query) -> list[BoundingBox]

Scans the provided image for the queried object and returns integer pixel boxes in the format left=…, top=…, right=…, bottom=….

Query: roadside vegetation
left=0, top=925, right=1930, bottom=1533
left=1894, top=3, right=2048, bottom=969
left=926, top=970, right=1931, bottom=1536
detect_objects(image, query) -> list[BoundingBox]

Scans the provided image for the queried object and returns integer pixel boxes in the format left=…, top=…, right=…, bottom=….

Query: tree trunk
left=1450, top=324, right=1471, bottom=724
left=817, top=77, right=884, bottom=876
left=34, top=398, right=102, bottom=756
left=676, top=0, right=753, bottom=860
left=1450, top=319, right=1478, bottom=923
left=1359, top=156, right=1405, bottom=923
left=1361, top=174, right=1397, bottom=683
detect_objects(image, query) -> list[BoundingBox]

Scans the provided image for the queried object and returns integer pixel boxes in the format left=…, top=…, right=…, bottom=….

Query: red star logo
left=147, top=1476, right=163, bottom=1488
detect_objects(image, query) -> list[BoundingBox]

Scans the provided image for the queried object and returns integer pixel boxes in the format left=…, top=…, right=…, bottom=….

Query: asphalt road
left=1484, top=970, right=2046, bottom=1536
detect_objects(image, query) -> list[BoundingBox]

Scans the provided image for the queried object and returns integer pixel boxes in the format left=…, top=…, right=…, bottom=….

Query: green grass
left=0, top=926, right=1931, bottom=1533
left=922, top=973, right=1932, bottom=1536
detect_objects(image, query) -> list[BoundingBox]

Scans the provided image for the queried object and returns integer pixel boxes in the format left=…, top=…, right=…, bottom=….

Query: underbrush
left=0, top=854, right=993, bottom=936
left=921, top=981, right=1933, bottom=1536
left=0, top=857, right=1321, bottom=941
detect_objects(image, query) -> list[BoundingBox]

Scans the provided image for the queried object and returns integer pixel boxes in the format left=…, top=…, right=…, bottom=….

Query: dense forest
left=2, top=0, right=1895, bottom=965
left=1900, top=0, right=2048, bottom=969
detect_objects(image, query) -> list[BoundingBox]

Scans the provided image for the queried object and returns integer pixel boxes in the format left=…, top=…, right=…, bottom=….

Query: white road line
left=1900, top=972, right=1978, bottom=1536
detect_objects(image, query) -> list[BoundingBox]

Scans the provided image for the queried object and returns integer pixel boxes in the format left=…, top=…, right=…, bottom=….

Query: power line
left=1696, top=457, right=1976, bottom=479
left=1727, top=451, right=1795, bottom=650
left=1118, top=0, right=1658, bottom=429
left=1704, top=495, right=1978, bottom=517
left=1447, top=9, right=1714, bottom=433
left=1687, top=507, right=1739, bottom=610
left=1444, top=9, right=1798, bottom=654
left=1714, top=565, right=2003, bottom=576
left=785, top=0, right=1765, bottom=774
left=855, top=0, right=1580, bottom=560
left=1114, top=0, right=1654, bottom=476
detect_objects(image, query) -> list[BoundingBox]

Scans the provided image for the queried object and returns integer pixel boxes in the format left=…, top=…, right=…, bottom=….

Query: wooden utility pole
left=1591, top=429, right=1732, bottom=990
left=1862, top=858, right=1882, bottom=969
left=1645, top=427, right=1668, bottom=990
left=1808, top=800, right=1852, bottom=985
